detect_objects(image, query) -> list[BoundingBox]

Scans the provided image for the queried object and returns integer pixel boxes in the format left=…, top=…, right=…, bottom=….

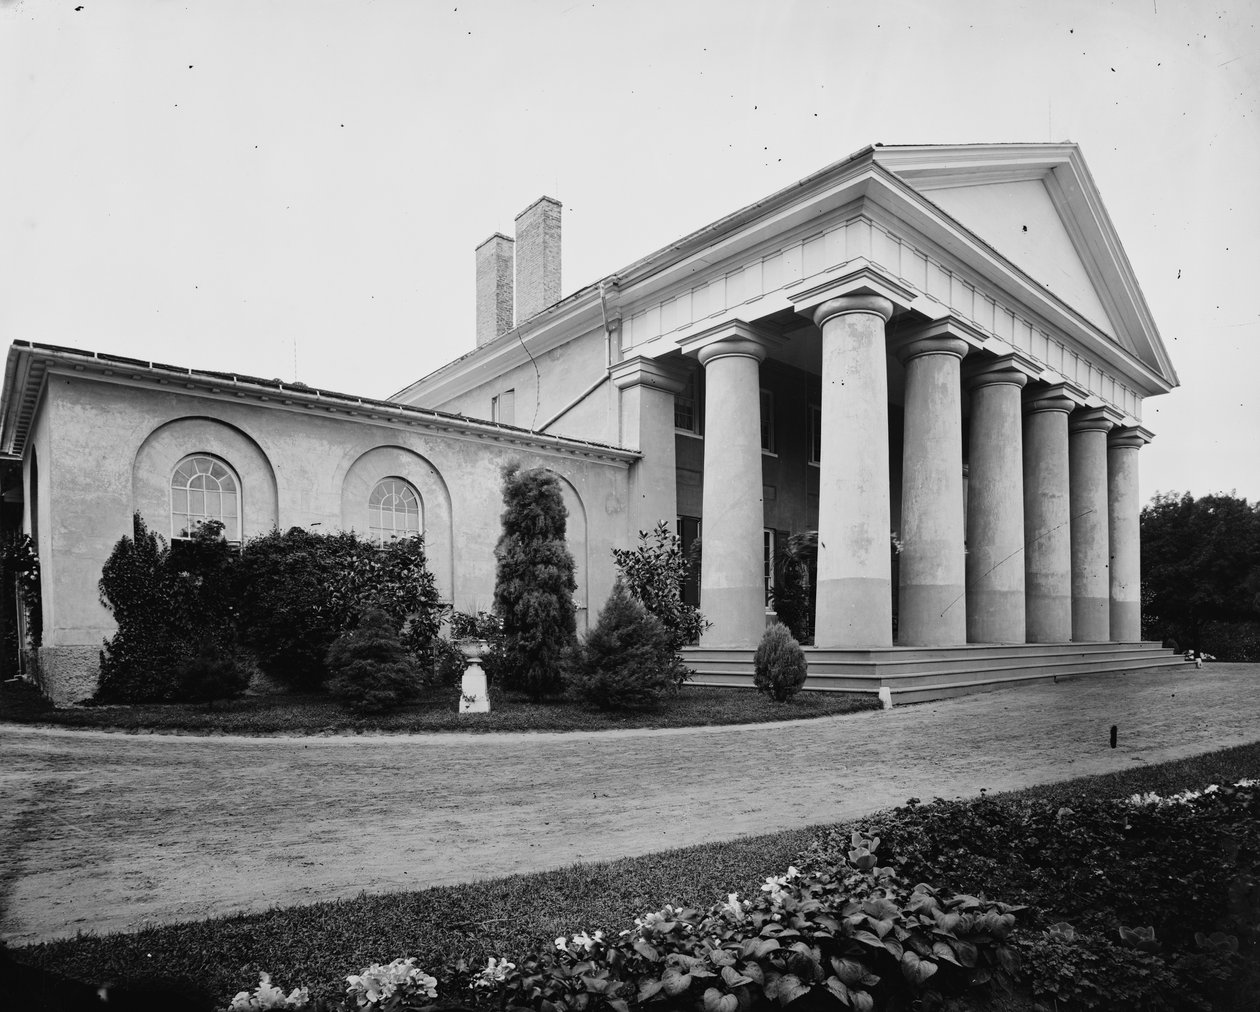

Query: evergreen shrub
left=326, top=608, right=421, bottom=713
left=571, top=581, right=674, bottom=709
left=493, top=465, right=577, bottom=700
left=175, top=644, right=251, bottom=707
left=753, top=621, right=808, bottom=702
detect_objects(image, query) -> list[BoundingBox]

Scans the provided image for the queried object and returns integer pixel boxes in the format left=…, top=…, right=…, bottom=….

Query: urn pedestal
left=457, top=640, right=491, bottom=713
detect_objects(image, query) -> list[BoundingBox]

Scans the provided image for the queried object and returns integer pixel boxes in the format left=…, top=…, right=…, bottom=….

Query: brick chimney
left=475, top=233, right=515, bottom=347
left=514, top=196, right=561, bottom=324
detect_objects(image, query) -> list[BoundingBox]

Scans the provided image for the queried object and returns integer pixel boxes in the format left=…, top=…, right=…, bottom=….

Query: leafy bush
left=493, top=465, right=578, bottom=700
left=175, top=645, right=251, bottom=707
left=614, top=522, right=708, bottom=650
left=326, top=608, right=421, bottom=714
left=806, top=781, right=1260, bottom=1011
left=753, top=622, right=808, bottom=702
left=771, top=531, right=817, bottom=645
left=571, top=582, right=674, bottom=709
left=236, top=528, right=441, bottom=689
left=98, top=515, right=236, bottom=702
left=1, top=531, right=42, bottom=650
left=454, top=830, right=1021, bottom=1012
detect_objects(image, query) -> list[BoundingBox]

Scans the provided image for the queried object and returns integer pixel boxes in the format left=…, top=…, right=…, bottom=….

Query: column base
left=700, top=586, right=771, bottom=649
left=1072, top=596, right=1111, bottom=642
left=897, top=582, right=967, bottom=646
left=966, top=589, right=1026, bottom=645
left=815, top=577, right=892, bottom=648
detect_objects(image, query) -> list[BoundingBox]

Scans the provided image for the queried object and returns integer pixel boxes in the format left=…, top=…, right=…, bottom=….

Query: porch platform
left=681, top=641, right=1189, bottom=705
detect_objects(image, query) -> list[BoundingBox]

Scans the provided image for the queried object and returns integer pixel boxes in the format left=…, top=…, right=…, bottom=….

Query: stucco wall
left=34, top=372, right=631, bottom=659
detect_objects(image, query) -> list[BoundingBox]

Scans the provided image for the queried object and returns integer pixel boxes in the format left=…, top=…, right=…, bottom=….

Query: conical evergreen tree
left=326, top=608, right=420, bottom=713
left=573, top=581, right=673, bottom=709
left=493, top=464, right=577, bottom=700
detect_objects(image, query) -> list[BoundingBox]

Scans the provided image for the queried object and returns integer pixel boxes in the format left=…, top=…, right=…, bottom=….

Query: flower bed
left=225, top=778, right=1258, bottom=1012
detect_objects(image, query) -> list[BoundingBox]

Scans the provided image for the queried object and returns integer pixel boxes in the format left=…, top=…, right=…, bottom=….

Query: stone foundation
left=33, top=645, right=101, bottom=706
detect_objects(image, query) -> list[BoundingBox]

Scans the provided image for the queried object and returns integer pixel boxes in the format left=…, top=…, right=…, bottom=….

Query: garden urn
left=457, top=639, right=491, bottom=713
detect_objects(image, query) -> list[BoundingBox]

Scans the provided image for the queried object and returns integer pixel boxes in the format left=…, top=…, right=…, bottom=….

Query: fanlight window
left=171, top=455, right=240, bottom=542
left=369, top=479, right=422, bottom=545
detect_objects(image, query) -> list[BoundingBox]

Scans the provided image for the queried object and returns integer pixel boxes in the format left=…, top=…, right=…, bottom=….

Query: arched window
left=368, top=478, right=422, bottom=545
left=171, top=455, right=241, bottom=542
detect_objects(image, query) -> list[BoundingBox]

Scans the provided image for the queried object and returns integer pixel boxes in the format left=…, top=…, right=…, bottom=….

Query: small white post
left=878, top=686, right=894, bottom=710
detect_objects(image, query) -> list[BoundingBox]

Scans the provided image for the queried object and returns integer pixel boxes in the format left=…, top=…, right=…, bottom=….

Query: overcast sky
left=2, top=0, right=1257, bottom=504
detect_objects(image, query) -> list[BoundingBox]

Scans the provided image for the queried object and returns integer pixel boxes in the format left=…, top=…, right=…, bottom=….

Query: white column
left=1023, top=386, right=1075, bottom=642
left=812, top=295, right=895, bottom=647
left=895, top=332, right=969, bottom=646
left=965, top=360, right=1028, bottom=643
left=1069, top=407, right=1115, bottom=642
left=1107, top=427, right=1149, bottom=642
left=689, top=335, right=770, bottom=647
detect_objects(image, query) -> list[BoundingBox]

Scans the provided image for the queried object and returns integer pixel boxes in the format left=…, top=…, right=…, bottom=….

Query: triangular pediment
left=870, top=144, right=1175, bottom=386
left=913, top=178, right=1117, bottom=341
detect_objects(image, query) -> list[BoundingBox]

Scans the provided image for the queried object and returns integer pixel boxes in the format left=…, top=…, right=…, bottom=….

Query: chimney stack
left=475, top=233, right=515, bottom=347
left=514, top=196, right=561, bottom=324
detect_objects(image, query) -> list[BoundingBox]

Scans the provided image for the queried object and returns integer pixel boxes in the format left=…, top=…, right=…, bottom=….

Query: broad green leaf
left=930, top=941, right=960, bottom=966
left=867, top=918, right=895, bottom=939
left=637, top=980, right=663, bottom=1002
left=824, top=977, right=851, bottom=1003
left=951, top=939, right=978, bottom=968
left=861, top=898, right=899, bottom=921
left=721, top=966, right=753, bottom=988
left=900, top=951, right=938, bottom=987
left=829, top=957, right=866, bottom=985
left=633, top=940, right=661, bottom=962
left=661, top=969, right=692, bottom=997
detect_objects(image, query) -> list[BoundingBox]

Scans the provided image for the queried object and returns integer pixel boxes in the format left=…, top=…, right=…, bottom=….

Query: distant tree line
left=1141, top=491, right=1260, bottom=660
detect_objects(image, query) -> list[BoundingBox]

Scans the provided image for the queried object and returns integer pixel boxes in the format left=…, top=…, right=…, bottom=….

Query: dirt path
left=2, top=664, right=1257, bottom=946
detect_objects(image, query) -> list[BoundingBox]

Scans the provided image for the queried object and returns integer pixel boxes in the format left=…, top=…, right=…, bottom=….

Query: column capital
left=1108, top=425, right=1153, bottom=450
left=891, top=315, right=985, bottom=365
left=964, top=352, right=1038, bottom=391
left=1023, top=382, right=1082, bottom=416
left=609, top=355, right=688, bottom=394
left=811, top=294, right=894, bottom=330
left=892, top=333, right=969, bottom=364
left=679, top=320, right=784, bottom=367
left=787, top=260, right=915, bottom=322
left=1068, top=405, right=1123, bottom=435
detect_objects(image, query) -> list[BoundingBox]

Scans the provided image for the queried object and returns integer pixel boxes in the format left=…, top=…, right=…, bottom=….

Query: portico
left=674, top=287, right=1157, bottom=658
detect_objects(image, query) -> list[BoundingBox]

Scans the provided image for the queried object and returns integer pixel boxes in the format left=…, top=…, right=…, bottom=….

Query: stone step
left=683, top=642, right=1190, bottom=704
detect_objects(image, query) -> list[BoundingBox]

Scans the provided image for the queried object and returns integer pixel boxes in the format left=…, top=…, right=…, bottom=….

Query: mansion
left=1, top=142, right=1184, bottom=704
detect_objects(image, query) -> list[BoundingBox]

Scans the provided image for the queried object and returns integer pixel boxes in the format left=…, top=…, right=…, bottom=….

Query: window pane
left=189, top=490, right=204, bottom=515
left=172, top=489, right=189, bottom=514
left=222, top=494, right=237, bottom=517
left=205, top=491, right=221, bottom=518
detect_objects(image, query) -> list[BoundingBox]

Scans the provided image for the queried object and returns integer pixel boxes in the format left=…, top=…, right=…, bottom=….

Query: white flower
left=470, top=956, right=516, bottom=989
left=227, top=972, right=309, bottom=1010
left=555, top=936, right=568, bottom=951
left=345, top=958, right=436, bottom=1007
left=719, top=892, right=745, bottom=921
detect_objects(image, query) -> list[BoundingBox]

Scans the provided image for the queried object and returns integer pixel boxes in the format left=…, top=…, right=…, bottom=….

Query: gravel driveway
left=2, top=664, right=1257, bottom=946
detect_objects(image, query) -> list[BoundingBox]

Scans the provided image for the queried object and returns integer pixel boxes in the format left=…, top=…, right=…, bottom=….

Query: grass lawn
left=8, top=740, right=1260, bottom=1009
left=0, top=677, right=878, bottom=735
